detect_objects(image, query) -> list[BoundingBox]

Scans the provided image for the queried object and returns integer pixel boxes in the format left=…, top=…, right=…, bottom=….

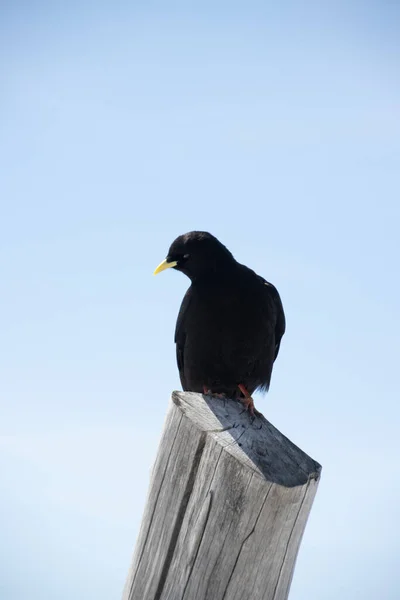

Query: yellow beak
left=153, top=258, right=178, bottom=275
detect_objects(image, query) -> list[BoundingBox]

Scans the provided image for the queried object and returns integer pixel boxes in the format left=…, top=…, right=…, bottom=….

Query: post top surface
left=172, top=391, right=321, bottom=487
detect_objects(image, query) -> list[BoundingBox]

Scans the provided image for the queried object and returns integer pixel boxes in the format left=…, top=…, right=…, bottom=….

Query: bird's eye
left=183, top=253, right=190, bottom=259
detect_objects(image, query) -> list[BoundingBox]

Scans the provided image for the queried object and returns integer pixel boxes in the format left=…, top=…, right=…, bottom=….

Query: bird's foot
left=238, top=384, right=261, bottom=417
left=239, top=396, right=259, bottom=417
left=202, top=386, right=226, bottom=399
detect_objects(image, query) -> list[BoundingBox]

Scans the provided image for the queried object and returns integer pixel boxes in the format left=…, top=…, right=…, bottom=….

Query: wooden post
left=122, top=391, right=321, bottom=600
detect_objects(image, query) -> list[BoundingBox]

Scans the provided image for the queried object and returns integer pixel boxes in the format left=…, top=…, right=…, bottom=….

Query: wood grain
left=122, top=392, right=321, bottom=600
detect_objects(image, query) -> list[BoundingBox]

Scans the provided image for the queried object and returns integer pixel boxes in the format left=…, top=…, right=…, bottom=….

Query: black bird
left=154, top=231, right=285, bottom=415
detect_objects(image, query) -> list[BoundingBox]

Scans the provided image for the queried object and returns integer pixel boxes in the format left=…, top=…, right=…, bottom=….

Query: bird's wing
left=174, top=286, right=192, bottom=388
left=259, top=276, right=286, bottom=360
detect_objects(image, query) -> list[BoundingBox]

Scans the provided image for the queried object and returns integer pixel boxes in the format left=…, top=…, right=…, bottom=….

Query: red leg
left=238, top=384, right=260, bottom=417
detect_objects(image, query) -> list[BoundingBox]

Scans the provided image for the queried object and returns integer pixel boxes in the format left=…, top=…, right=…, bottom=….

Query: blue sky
left=1, top=2, right=399, bottom=599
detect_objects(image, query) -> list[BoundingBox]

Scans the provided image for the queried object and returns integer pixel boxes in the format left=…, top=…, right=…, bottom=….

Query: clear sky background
left=1, top=1, right=399, bottom=599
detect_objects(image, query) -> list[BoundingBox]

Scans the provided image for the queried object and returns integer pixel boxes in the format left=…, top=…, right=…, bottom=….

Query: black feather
left=164, top=231, right=285, bottom=400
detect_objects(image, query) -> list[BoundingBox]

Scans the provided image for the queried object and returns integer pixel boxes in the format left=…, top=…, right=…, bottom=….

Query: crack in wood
left=221, top=483, right=273, bottom=600
left=154, top=433, right=207, bottom=600
left=181, top=490, right=213, bottom=600
left=126, top=413, right=183, bottom=599
left=206, top=425, right=236, bottom=433
left=271, top=482, right=310, bottom=600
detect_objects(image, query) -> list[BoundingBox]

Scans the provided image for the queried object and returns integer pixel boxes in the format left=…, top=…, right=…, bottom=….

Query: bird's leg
left=202, top=385, right=226, bottom=399
left=238, top=384, right=260, bottom=417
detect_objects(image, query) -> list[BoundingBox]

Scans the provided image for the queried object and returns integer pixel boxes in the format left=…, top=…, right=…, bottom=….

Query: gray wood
left=122, top=392, right=321, bottom=600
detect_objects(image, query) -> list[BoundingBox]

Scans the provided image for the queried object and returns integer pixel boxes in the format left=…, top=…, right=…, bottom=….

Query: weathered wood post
left=122, top=391, right=321, bottom=600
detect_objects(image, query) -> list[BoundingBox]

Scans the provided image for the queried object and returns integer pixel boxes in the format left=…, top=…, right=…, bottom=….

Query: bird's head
left=154, top=231, right=234, bottom=280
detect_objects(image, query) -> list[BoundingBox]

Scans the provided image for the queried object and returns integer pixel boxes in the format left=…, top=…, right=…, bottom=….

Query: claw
left=238, top=384, right=261, bottom=417
left=240, top=396, right=255, bottom=416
